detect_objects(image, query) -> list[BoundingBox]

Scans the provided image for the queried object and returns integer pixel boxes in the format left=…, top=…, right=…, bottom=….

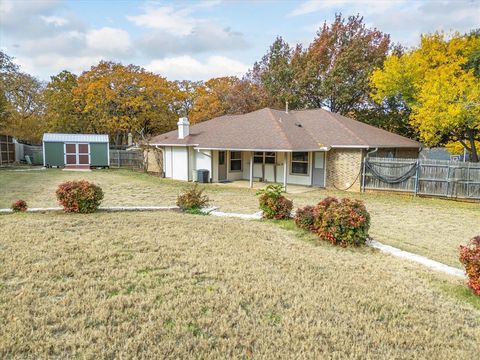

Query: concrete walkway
left=367, top=240, right=465, bottom=278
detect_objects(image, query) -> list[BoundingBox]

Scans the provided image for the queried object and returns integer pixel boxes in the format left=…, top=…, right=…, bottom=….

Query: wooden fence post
left=414, top=160, right=420, bottom=196
left=466, top=162, right=470, bottom=198
left=445, top=163, right=451, bottom=197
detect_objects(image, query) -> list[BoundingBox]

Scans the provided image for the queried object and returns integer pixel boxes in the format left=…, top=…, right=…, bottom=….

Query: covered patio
left=210, top=150, right=327, bottom=191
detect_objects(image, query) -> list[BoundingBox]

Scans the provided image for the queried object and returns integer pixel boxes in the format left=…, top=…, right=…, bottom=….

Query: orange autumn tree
left=73, top=61, right=178, bottom=145
left=189, top=76, right=266, bottom=124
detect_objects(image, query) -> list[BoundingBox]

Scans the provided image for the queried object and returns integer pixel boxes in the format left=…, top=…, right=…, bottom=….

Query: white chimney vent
left=177, top=117, right=190, bottom=139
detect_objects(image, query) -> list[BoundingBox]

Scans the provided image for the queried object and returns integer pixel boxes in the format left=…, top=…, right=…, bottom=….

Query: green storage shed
left=43, top=133, right=110, bottom=169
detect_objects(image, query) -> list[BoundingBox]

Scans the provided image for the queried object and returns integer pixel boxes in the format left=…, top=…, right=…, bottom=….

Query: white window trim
left=290, top=151, right=310, bottom=176
left=253, top=151, right=276, bottom=165
left=64, top=143, right=90, bottom=166
left=229, top=150, right=242, bottom=172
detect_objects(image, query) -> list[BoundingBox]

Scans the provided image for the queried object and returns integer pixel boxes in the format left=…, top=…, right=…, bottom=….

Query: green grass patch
left=439, top=283, right=480, bottom=310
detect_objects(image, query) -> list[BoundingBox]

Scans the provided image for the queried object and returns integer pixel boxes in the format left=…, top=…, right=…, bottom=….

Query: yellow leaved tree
left=370, top=32, right=480, bottom=162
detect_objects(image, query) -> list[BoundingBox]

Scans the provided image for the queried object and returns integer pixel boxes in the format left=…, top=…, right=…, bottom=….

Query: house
left=43, top=133, right=110, bottom=169
left=149, top=108, right=421, bottom=191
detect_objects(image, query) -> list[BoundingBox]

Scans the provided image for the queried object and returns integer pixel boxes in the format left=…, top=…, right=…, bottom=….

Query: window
left=254, top=151, right=263, bottom=164
left=264, top=152, right=276, bottom=164
left=230, top=151, right=242, bottom=171
left=291, top=152, right=308, bottom=175
left=253, top=151, right=276, bottom=164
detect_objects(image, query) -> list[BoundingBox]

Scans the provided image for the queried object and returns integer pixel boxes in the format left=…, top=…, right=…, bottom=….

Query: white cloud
left=289, top=0, right=348, bottom=17
left=15, top=54, right=103, bottom=78
left=41, top=15, right=68, bottom=27
left=294, top=0, right=479, bottom=46
left=128, top=3, right=248, bottom=57
left=145, top=55, right=249, bottom=81
left=127, top=5, right=195, bottom=36
left=86, top=27, right=132, bottom=55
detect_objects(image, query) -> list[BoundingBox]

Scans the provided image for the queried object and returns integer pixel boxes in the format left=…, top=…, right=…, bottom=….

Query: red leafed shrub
left=294, top=205, right=316, bottom=230
left=11, top=199, right=27, bottom=212
left=256, top=184, right=293, bottom=220
left=56, top=180, right=104, bottom=213
left=313, top=197, right=370, bottom=247
left=459, top=236, right=480, bottom=296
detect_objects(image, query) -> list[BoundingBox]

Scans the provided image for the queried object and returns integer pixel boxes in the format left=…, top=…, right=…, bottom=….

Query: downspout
left=361, top=147, right=378, bottom=192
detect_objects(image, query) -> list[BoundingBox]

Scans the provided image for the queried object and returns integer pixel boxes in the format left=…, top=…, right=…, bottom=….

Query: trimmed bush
left=256, top=184, right=293, bottom=220
left=294, top=205, right=316, bottom=230
left=294, top=197, right=370, bottom=247
left=176, top=184, right=209, bottom=211
left=314, top=197, right=370, bottom=247
left=459, top=236, right=480, bottom=296
left=56, top=180, right=104, bottom=213
left=11, top=199, right=27, bottom=212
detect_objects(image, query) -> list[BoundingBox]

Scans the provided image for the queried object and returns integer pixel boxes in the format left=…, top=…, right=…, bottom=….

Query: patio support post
left=283, top=152, right=288, bottom=192
left=249, top=153, right=253, bottom=188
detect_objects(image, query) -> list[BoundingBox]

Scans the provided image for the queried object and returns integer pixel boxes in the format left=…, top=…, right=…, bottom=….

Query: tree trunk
left=467, top=128, right=479, bottom=162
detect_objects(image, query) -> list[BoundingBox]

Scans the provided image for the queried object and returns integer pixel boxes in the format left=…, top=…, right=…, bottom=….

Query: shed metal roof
left=42, top=133, right=109, bottom=143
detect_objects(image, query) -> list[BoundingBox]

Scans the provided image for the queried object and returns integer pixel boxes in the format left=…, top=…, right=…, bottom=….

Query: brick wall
left=396, top=148, right=420, bottom=159
left=326, top=149, right=364, bottom=192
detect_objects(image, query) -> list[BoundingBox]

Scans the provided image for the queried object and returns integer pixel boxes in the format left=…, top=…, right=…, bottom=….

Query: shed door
left=65, top=144, right=77, bottom=165
left=65, top=143, right=90, bottom=165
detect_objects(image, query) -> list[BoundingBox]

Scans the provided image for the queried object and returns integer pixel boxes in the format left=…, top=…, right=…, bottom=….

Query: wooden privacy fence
left=0, top=135, right=15, bottom=165
left=363, top=157, right=480, bottom=200
left=109, top=150, right=144, bottom=169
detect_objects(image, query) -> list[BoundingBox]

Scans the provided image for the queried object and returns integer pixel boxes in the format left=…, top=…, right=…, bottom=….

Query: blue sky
left=1, top=0, right=479, bottom=81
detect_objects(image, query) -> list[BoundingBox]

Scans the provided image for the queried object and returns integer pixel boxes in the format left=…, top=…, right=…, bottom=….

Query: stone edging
left=0, top=206, right=179, bottom=214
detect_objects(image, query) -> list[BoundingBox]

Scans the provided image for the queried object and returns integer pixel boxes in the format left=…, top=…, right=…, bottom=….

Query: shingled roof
left=150, top=108, right=421, bottom=150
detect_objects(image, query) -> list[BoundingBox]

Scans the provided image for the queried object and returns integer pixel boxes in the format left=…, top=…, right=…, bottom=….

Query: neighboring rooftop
left=150, top=108, right=421, bottom=150
left=42, top=133, right=109, bottom=143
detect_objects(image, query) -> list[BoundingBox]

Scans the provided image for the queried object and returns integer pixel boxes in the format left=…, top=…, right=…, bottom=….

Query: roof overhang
left=331, top=144, right=421, bottom=149
left=193, top=146, right=330, bottom=152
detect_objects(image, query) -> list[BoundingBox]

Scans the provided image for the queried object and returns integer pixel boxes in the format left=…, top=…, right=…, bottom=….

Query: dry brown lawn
left=1, top=168, right=478, bottom=267
left=0, top=211, right=479, bottom=359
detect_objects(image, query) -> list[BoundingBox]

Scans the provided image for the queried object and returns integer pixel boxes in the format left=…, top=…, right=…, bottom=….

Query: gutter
left=193, top=147, right=330, bottom=152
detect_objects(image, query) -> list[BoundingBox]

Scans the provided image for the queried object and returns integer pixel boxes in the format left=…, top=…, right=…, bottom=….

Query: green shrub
left=256, top=184, right=293, bottom=220
left=56, top=180, right=104, bottom=213
left=11, top=199, right=27, bottom=212
left=294, top=205, right=316, bottom=230
left=176, top=184, right=209, bottom=210
left=314, top=197, right=370, bottom=247
left=459, top=236, right=480, bottom=296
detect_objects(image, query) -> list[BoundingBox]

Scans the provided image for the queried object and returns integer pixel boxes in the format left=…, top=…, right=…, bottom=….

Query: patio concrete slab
left=212, top=180, right=317, bottom=194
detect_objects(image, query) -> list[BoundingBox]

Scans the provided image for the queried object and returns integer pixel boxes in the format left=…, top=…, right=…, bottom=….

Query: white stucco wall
left=194, top=150, right=212, bottom=181
left=164, top=146, right=173, bottom=178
